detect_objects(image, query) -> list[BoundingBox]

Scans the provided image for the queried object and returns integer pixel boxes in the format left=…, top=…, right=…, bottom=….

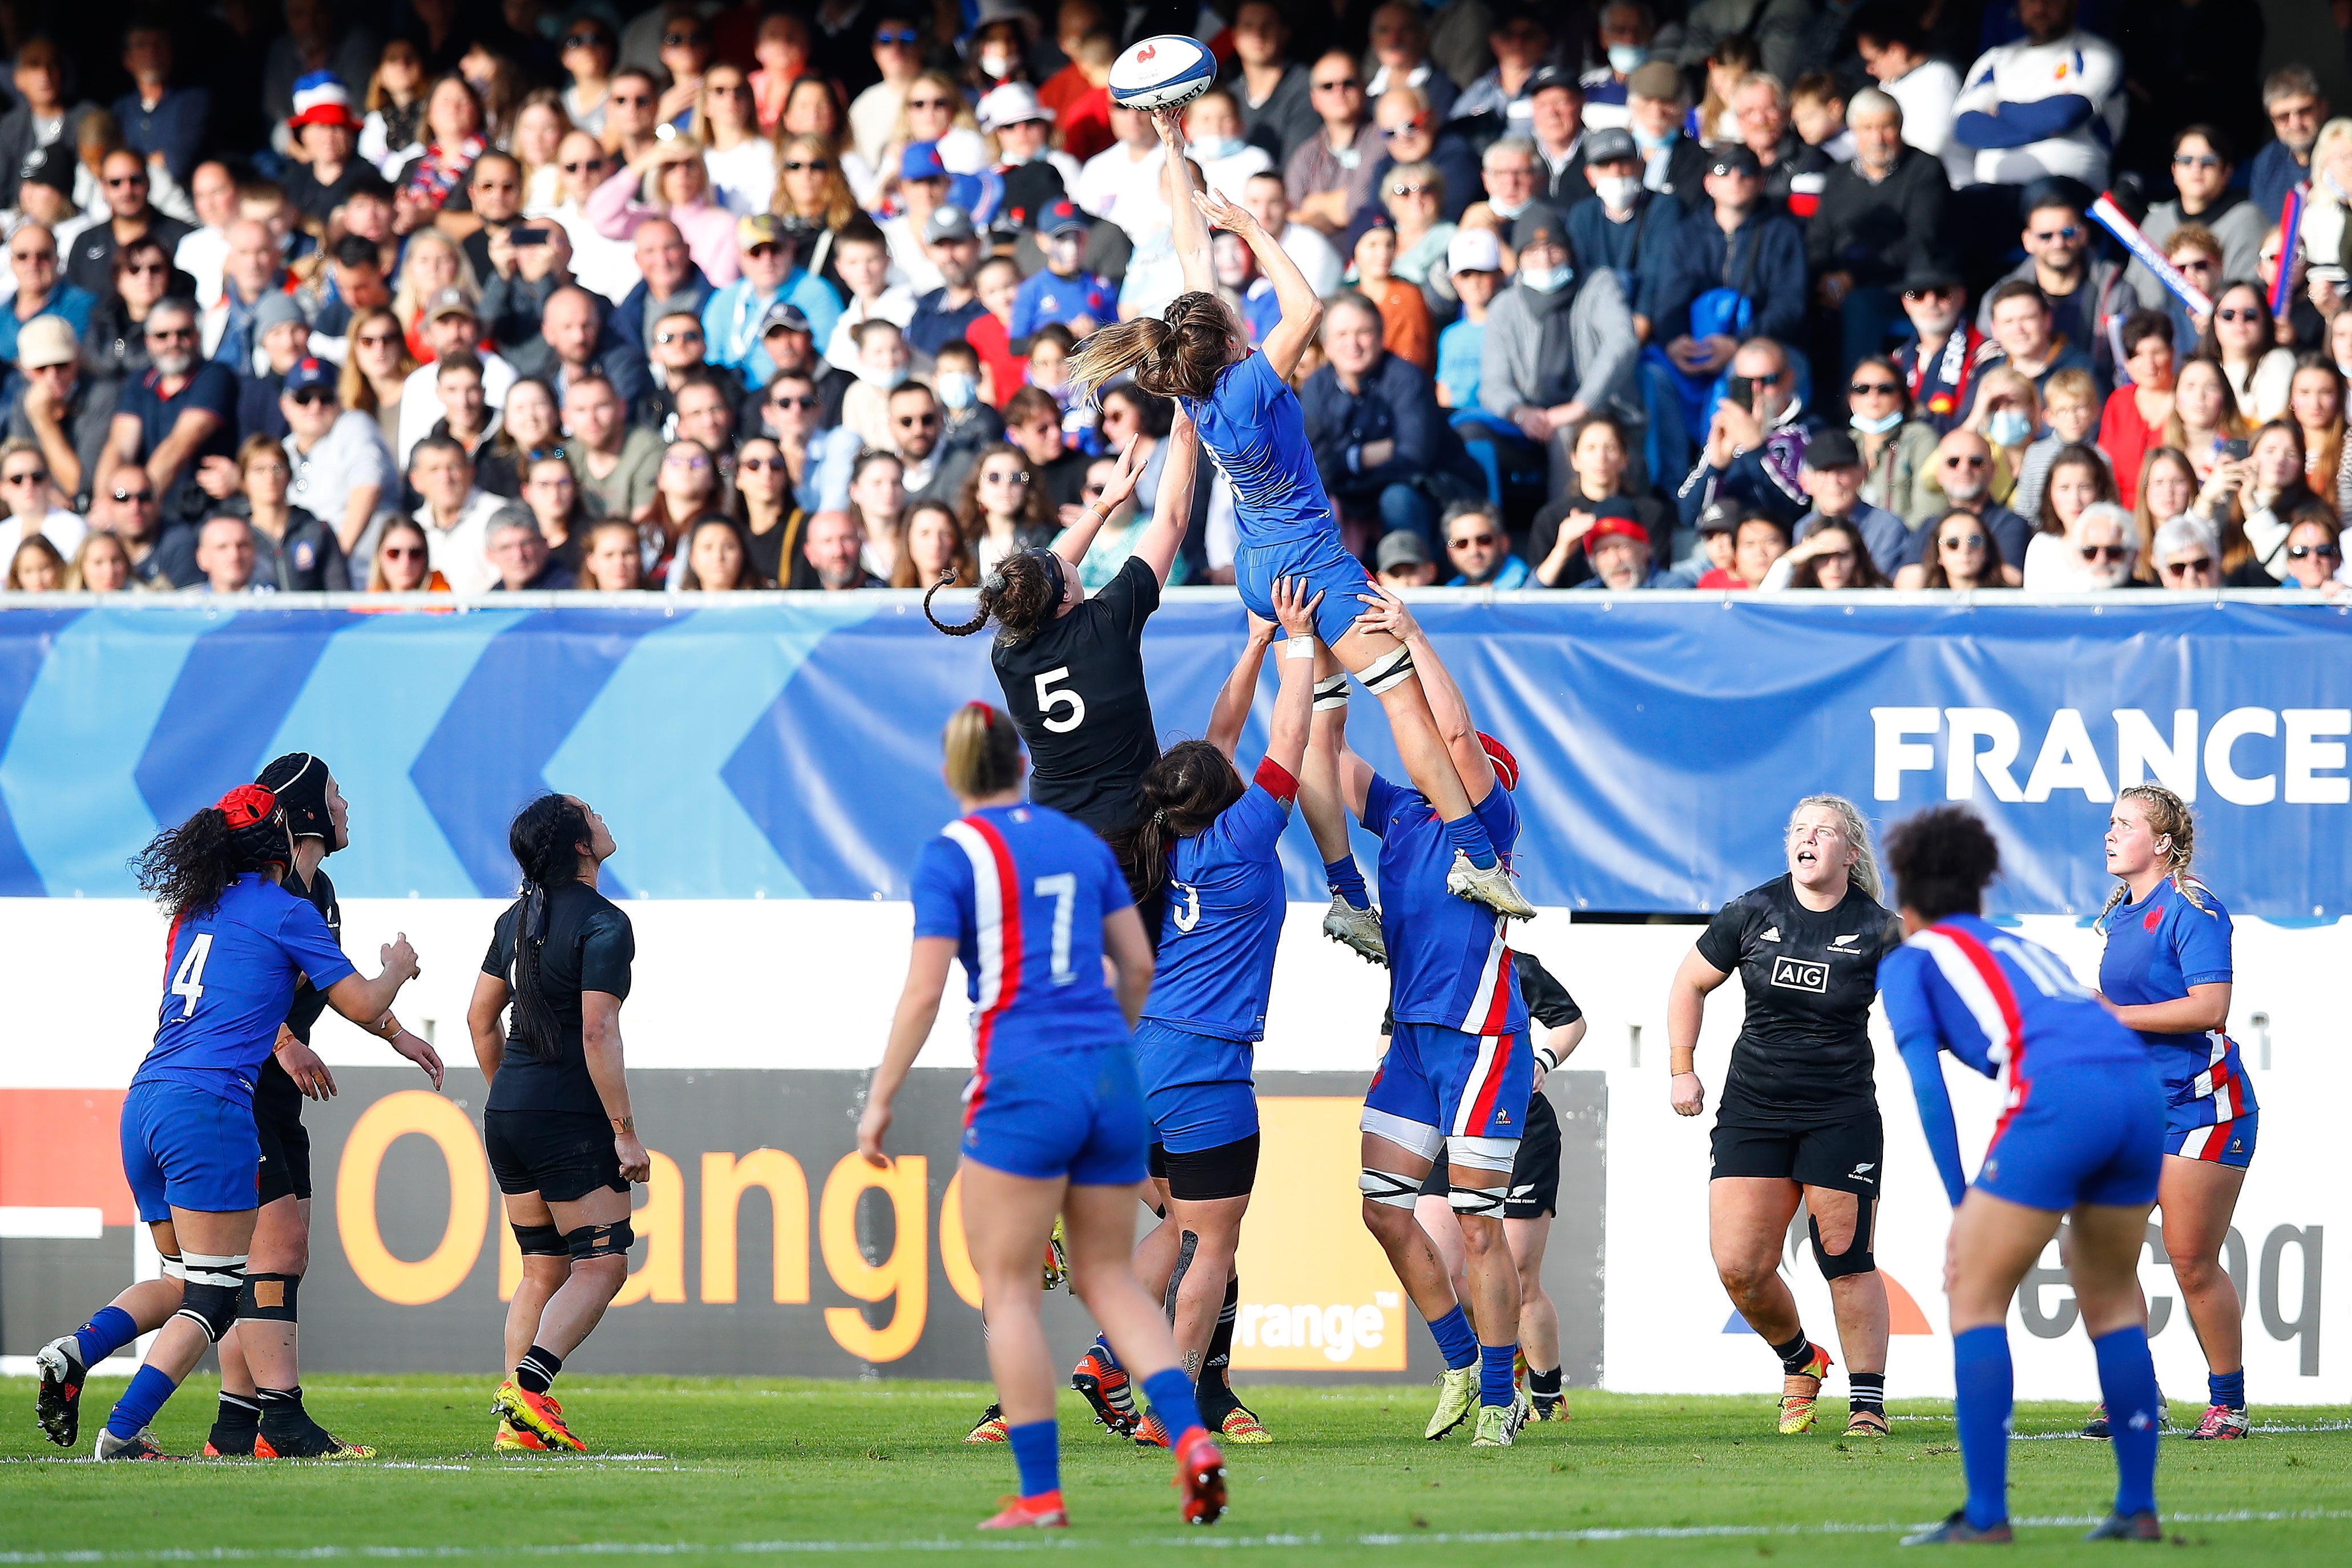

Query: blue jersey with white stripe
left=1878, top=912, right=2144, bottom=1205
left=1364, top=774, right=1525, bottom=1036
left=910, top=803, right=1132, bottom=1069
left=2095, top=876, right=2256, bottom=1127
left=134, top=874, right=358, bottom=1108
left=1142, top=782, right=1293, bottom=1041
left=1181, top=350, right=1334, bottom=550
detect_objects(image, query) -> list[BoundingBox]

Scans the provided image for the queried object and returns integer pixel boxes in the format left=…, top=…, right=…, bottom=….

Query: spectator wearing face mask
left=1479, top=205, right=1644, bottom=503
left=1842, top=354, right=1942, bottom=530
left=1567, top=128, right=1680, bottom=340
left=1623, top=60, right=1710, bottom=212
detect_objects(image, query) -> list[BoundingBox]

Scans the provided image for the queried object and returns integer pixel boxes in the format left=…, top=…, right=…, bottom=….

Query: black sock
left=1769, top=1331, right=1816, bottom=1375
left=256, top=1386, right=306, bottom=1429
left=215, top=1392, right=261, bottom=1432
left=1530, top=1367, right=1563, bottom=1398
left=1205, top=1276, right=1238, bottom=1369
left=1849, top=1372, right=1886, bottom=1416
left=516, top=1346, right=563, bottom=1396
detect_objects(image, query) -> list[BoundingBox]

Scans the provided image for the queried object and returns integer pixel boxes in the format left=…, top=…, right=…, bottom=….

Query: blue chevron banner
left=0, top=595, right=2346, bottom=918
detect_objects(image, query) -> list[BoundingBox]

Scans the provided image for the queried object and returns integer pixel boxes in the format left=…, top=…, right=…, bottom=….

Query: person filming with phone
left=1676, top=337, right=1826, bottom=535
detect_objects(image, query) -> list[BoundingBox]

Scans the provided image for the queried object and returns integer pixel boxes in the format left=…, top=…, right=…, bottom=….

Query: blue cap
left=283, top=357, right=337, bottom=397
left=900, top=141, right=948, bottom=181
left=1039, top=197, right=1087, bottom=236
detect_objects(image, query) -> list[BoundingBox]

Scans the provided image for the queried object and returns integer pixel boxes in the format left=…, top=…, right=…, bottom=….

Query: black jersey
left=991, top=553, right=1162, bottom=838
left=1515, top=952, right=1582, bottom=1033
left=481, top=880, right=636, bottom=1117
left=280, top=864, right=341, bottom=1044
left=1696, top=874, right=1899, bottom=1125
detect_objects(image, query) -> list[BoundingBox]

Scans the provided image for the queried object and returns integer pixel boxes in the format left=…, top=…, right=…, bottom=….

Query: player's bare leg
left=34, top=1219, right=186, bottom=1448
left=1302, top=651, right=1383, bottom=961
left=1710, top=1177, right=1834, bottom=1433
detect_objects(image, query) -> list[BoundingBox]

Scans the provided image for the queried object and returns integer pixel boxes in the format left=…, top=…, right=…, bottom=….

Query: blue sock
left=1425, top=1304, right=1478, bottom=1371
left=1005, top=1419, right=1059, bottom=1500
left=1952, top=1325, right=2012, bottom=1531
left=1442, top=815, right=1498, bottom=871
left=74, top=1306, right=138, bottom=1369
left=2207, top=1368, right=2245, bottom=1412
left=1324, top=856, right=1370, bottom=911
left=1479, top=1342, right=1516, bottom=1408
left=1091, top=1333, right=1121, bottom=1372
left=1140, top=1367, right=1204, bottom=1441
left=105, top=1364, right=179, bottom=1441
left=2094, top=1327, right=2161, bottom=1517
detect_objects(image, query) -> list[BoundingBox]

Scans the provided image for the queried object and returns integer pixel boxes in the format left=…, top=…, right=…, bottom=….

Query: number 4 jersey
left=992, top=553, right=1163, bottom=837
left=137, top=872, right=357, bottom=1107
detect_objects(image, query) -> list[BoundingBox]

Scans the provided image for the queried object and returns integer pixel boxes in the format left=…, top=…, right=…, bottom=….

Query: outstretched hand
left=1093, top=431, right=1152, bottom=513
left=1151, top=107, right=1188, bottom=150
left=1192, top=185, right=1257, bottom=237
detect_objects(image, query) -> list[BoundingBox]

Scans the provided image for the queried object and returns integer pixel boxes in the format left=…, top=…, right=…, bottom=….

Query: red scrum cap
left=1477, top=732, right=1519, bottom=791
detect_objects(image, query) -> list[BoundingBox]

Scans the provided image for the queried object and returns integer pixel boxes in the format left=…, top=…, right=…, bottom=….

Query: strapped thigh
left=1356, top=644, right=1418, bottom=695
left=1809, top=1192, right=1878, bottom=1280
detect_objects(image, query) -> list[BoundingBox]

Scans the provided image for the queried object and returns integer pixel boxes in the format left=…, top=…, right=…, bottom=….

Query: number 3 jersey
left=911, top=803, right=1135, bottom=1077
left=1141, top=768, right=1297, bottom=1042
left=1696, top=874, right=1900, bottom=1126
left=991, top=553, right=1163, bottom=837
left=136, top=872, right=357, bottom=1107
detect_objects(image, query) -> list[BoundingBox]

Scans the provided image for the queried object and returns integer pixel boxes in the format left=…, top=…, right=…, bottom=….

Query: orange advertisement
left=1229, top=1096, right=1406, bottom=1372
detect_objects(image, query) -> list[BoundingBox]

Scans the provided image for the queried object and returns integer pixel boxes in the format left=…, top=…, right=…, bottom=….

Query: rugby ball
left=1108, top=34, right=1217, bottom=111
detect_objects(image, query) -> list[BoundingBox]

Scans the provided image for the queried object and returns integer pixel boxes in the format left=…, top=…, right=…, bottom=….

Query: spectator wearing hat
left=1449, top=6, right=1554, bottom=139
left=1479, top=205, right=1645, bottom=503
left=703, top=213, right=845, bottom=390
left=1524, top=68, right=1592, bottom=213
left=396, top=289, right=519, bottom=466
left=1949, top=0, right=2125, bottom=191
left=1286, top=50, right=1382, bottom=238
left=1792, top=429, right=1907, bottom=577
left=96, top=296, right=237, bottom=526
left=1685, top=500, right=1747, bottom=588
left=0, top=223, right=96, bottom=368
left=610, top=218, right=716, bottom=361
left=1302, top=290, right=1484, bottom=549
left=282, top=73, right=367, bottom=227
left=1652, top=144, right=1806, bottom=397
left=66, top=147, right=195, bottom=298
left=979, top=81, right=1080, bottom=235
left=11, top=146, right=86, bottom=254
left=1370, top=85, right=1482, bottom=226
left=1345, top=211, right=1433, bottom=371
left=1434, top=227, right=1504, bottom=410
left=1014, top=200, right=1116, bottom=340
left=1366, top=2, right=1459, bottom=123
left=756, top=302, right=854, bottom=428
left=907, top=206, right=989, bottom=357
left=1808, top=89, right=1950, bottom=379
left=1891, top=257, right=1986, bottom=433
left=1441, top=500, right=1530, bottom=587
left=1223, top=1, right=1321, bottom=168
left=0, top=38, right=96, bottom=212
left=1625, top=60, right=1710, bottom=212
left=234, top=294, right=314, bottom=443
left=1676, top=335, right=1820, bottom=531
left=1567, top=127, right=1682, bottom=336
left=880, top=143, right=961, bottom=293
left=1375, top=527, right=1439, bottom=589
left=8, top=315, right=118, bottom=508
left=280, top=355, right=393, bottom=558
left=509, top=285, right=649, bottom=410
left=1568, top=511, right=1683, bottom=589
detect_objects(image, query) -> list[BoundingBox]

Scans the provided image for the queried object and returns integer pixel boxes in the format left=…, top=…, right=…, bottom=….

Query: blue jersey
left=1181, top=349, right=1334, bottom=551
left=910, top=804, right=1133, bottom=1085
left=2095, top=876, right=2256, bottom=1127
left=134, top=874, right=357, bottom=1108
left=1142, top=775, right=1293, bottom=1041
left=1879, top=914, right=2147, bottom=1206
left=1364, top=774, right=1525, bottom=1036
left=1011, top=268, right=1116, bottom=339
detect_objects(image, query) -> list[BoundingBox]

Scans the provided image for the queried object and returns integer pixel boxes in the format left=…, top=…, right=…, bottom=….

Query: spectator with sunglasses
left=1900, top=426, right=2034, bottom=574
left=2276, top=503, right=2349, bottom=595
left=97, top=296, right=237, bottom=526
left=1844, top=355, right=1940, bottom=528
left=90, top=462, right=182, bottom=588
left=2130, top=127, right=2264, bottom=305
left=611, top=220, right=716, bottom=365
left=67, top=147, right=195, bottom=298
left=557, top=21, right=617, bottom=138
left=2147, top=511, right=2221, bottom=590
left=1891, top=258, right=1986, bottom=434
left=81, top=237, right=182, bottom=383
left=2050, top=501, right=2141, bottom=591
left=849, top=17, right=926, bottom=172
left=543, top=133, right=639, bottom=305
left=1975, top=193, right=2127, bottom=395
left=598, top=68, right=665, bottom=172
left=1371, top=86, right=1480, bottom=227
left=1286, top=51, right=1381, bottom=238
left=0, top=223, right=91, bottom=374
left=279, top=355, right=392, bottom=559
left=1439, top=502, right=1528, bottom=588
left=1892, top=508, right=2015, bottom=591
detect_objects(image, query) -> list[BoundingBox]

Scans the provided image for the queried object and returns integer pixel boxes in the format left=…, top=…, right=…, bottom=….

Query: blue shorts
left=122, top=1078, right=263, bottom=1221
left=1976, top=1062, right=2164, bottom=1213
left=962, top=1044, right=1150, bottom=1187
left=1133, top=1020, right=1258, bottom=1155
left=1363, top=1023, right=1532, bottom=1152
left=2166, top=1110, right=2257, bottom=1167
left=1235, top=528, right=1377, bottom=649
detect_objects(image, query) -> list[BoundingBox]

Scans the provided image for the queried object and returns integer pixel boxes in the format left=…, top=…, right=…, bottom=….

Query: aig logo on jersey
left=1770, top=956, right=1830, bottom=993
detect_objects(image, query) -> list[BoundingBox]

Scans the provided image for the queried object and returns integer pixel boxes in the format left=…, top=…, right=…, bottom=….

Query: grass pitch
left=1, top=1375, right=2346, bottom=1564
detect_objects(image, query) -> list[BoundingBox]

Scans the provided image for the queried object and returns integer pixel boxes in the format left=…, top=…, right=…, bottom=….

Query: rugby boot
left=2183, top=1404, right=2251, bottom=1440
left=33, top=1335, right=84, bottom=1448
left=1219, top=1403, right=1272, bottom=1445
left=493, top=1379, right=585, bottom=1452
left=1470, top=1401, right=1523, bottom=1446
left=1322, top=896, right=1387, bottom=964
left=1042, top=1217, right=1069, bottom=1290
left=1425, top=1365, right=1477, bottom=1439
left=979, top=1493, right=1070, bottom=1529
left=963, top=1403, right=1009, bottom=1444
left=1845, top=1407, right=1891, bottom=1438
left=203, top=1419, right=258, bottom=1457
left=1778, top=1343, right=1832, bottom=1434
left=1446, top=851, right=1536, bottom=920
left=1133, top=1409, right=1171, bottom=1448
left=255, top=1420, right=378, bottom=1458
left=1173, top=1426, right=1228, bottom=1525
left=1901, top=1510, right=2012, bottom=1545
left=2084, top=1392, right=2171, bottom=1439
left=2084, top=1510, right=2164, bottom=1541
left=494, top=1415, right=551, bottom=1452
left=1071, top=1343, right=1139, bottom=1437
left=95, top=1427, right=181, bottom=1461
left=1531, top=1388, right=1568, bottom=1422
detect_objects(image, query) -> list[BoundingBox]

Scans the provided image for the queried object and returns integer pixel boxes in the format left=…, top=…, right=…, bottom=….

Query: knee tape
left=172, top=1252, right=247, bottom=1343
left=512, top=1222, right=567, bottom=1256
left=1313, top=673, right=1350, bottom=712
left=237, top=1271, right=300, bottom=1323
left=565, top=1219, right=636, bottom=1260
left=158, top=1251, right=186, bottom=1280
left=1449, top=1183, right=1507, bottom=1217
left=1446, top=1134, right=1516, bottom=1174
left=1358, top=645, right=1418, bottom=695
left=1810, top=1197, right=1878, bottom=1280
left=1359, top=1168, right=1422, bottom=1210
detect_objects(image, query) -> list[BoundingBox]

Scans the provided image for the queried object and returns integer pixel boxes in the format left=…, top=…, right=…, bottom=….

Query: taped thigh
left=1809, top=1193, right=1878, bottom=1280
left=171, top=1252, right=247, bottom=1343
left=1357, top=644, right=1418, bottom=695
left=565, top=1219, right=636, bottom=1260
left=511, top=1222, right=568, bottom=1256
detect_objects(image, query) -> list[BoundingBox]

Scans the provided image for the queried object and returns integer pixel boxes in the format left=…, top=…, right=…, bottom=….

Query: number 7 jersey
left=911, top=803, right=1136, bottom=1070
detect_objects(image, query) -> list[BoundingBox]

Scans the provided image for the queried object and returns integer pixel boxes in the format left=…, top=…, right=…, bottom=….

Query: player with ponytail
left=2091, top=785, right=2260, bottom=1441
left=1067, top=107, right=1534, bottom=932
left=35, top=787, right=418, bottom=1460
left=469, top=793, right=645, bottom=1454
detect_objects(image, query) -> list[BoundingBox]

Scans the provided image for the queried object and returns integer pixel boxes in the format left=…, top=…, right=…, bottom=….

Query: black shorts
left=1710, top=1106, right=1883, bottom=1196
left=1147, top=1134, right=1260, bottom=1203
left=253, top=1061, right=312, bottom=1205
left=1418, top=1094, right=1560, bottom=1219
left=483, top=1108, right=626, bottom=1205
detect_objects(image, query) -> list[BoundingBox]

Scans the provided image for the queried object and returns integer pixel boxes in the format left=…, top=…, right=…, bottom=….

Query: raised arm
left=1129, top=403, right=1197, bottom=584
left=1206, top=613, right=1278, bottom=760
left=1261, top=577, right=1322, bottom=781
left=1051, top=430, right=1149, bottom=565
left=1153, top=109, right=1214, bottom=299
left=857, top=936, right=957, bottom=1165
left=1194, top=182, right=1324, bottom=379
left=1349, top=583, right=1492, bottom=802
left=323, top=932, right=419, bottom=1032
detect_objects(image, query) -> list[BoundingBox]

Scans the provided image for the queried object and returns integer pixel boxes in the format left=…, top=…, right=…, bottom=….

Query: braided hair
left=1066, top=292, right=1238, bottom=405
left=922, top=547, right=1063, bottom=644
left=132, top=785, right=292, bottom=923
left=2097, top=783, right=2210, bottom=923
left=506, top=794, right=594, bottom=1064
left=1110, top=741, right=1246, bottom=902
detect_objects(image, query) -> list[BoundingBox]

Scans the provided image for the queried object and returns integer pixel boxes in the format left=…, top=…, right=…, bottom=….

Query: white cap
left=977, top=81, right=1052, bottom=131
left=1447, top=227, right=1502, bottom=275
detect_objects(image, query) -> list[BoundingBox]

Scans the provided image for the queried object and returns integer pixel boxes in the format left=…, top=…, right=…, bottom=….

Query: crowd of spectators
left=0, top=0, right=2347, bottom=599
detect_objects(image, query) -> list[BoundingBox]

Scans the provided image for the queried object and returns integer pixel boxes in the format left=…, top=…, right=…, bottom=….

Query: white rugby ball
left=1108, top=34, right=1217, bottom=111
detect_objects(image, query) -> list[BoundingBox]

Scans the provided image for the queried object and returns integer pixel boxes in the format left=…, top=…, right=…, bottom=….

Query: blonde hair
left=943, top=702, right=1023, bottom=799
left=770, top=132, right=858, bottom=229
left=2099, top=784, right=2211, bottom=921
left=1790, top=794, right=1882, bottom=902
left=389, top=228, right=480, bottom=332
